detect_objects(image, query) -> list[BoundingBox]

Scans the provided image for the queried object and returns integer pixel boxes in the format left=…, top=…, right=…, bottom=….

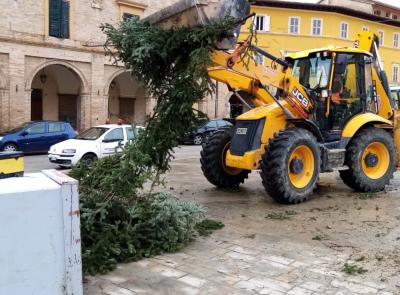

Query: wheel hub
left=289, top=157, right=304, bottom=175
left=364, top=153, right=378, bottom=168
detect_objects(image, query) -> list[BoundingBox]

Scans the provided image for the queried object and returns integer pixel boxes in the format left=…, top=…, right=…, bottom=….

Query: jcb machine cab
left=201, top=30, right=400, bottom=204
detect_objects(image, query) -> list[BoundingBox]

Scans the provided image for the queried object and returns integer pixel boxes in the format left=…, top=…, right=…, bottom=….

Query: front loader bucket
left=143, top=0, right=251, bottom=49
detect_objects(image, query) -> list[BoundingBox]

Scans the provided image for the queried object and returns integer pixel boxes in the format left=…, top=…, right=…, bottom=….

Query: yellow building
left=243, top=0, right=400, bottom=85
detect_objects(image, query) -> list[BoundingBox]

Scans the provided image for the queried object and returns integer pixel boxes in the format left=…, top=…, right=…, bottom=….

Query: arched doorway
left=30, top=64, right=83, bottom=129
left=107, top=72, right=147, bottom=125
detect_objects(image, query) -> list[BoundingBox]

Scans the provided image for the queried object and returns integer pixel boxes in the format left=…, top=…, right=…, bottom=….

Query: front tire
left=193, top=134, right=203, bottom=145
left=2, top=143, right=18, bottom=152
left=339, top=128, right=396, bottom=192
left=200, top=127, right=250, bottom=189
left=80, top=153, right=97, bottom=167
left=260, top=128, right=321, bottom=204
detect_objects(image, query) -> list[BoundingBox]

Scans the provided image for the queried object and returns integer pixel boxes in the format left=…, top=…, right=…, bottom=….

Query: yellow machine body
left=0, top=152, right=24, bottom=179
left=208, top=31, right=400, bottom=171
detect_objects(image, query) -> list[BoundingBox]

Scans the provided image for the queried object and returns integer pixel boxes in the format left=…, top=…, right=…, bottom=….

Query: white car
left=48, top=124, right=142, bottom=167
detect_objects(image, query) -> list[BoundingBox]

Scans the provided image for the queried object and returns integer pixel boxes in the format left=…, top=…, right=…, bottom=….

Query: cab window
left=391, top=90, right=400, bottom=108
left=104, top=128, right=124, bottom=142
left=329, top=53, right=373, bottom=129
left=292, top=55, right=331, bottom=89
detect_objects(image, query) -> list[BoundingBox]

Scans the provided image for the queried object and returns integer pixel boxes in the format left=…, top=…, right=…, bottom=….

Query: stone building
left=0, top=0, right=229, bottom=132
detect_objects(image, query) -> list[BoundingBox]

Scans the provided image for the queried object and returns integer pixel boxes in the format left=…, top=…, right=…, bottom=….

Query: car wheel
left=80, top=153, right=97, bottom=166
left=2, top=143, right=18, bottom=152
left=193, top=134, right=203, bottom=145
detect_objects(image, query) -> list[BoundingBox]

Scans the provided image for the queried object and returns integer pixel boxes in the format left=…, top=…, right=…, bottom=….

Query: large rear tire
left=260, top=128, right=321, bottom=204
left=200, top=127, right=250, bottom=189
left=339, top=128, right=396, bottom=192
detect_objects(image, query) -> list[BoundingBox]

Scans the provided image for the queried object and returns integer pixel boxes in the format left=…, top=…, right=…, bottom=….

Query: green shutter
left=60, top=0, right=70, bottom=38
left=49, top=0, right=62, bottom=37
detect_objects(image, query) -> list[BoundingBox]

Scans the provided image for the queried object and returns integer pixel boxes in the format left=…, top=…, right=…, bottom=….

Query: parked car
left=182, top=119, right=233, bottom=145
left=390, top=85, right=400, bottom=108
left=0, top=121, right=76, bottom=153
left=48, top=124, right=141, bottom=167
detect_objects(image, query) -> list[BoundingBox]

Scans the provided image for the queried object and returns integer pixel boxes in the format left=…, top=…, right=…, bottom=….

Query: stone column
left=0, top=88, right=9, bottom=132
left=9, top=51, right=26, bottom=127
left=90, top=54, right=106, bottom=127
left=80, top=94, right=91, bottom=130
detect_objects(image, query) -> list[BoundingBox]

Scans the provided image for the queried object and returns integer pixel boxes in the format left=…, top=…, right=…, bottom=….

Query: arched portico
left=26, top=61, right=89, bottom=130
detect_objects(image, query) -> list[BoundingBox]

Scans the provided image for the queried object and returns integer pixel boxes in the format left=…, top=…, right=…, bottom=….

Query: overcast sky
left=287, top=0, right=400, bottom=8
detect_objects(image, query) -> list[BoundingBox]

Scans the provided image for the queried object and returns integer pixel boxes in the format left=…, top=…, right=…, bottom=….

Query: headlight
left=62, top=149, right=76, bottom=154
left=0, top=136, right=3, bottom=141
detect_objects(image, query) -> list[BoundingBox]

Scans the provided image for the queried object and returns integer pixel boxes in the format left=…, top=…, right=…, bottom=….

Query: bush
left=81, top=192, right=205, bottom=275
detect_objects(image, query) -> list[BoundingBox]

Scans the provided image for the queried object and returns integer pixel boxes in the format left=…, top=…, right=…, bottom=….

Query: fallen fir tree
left=70, top=16, right=238, bottom=275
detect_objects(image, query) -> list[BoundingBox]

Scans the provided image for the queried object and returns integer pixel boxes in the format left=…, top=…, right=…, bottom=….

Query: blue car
left=0, top=121, right=76, bottom=153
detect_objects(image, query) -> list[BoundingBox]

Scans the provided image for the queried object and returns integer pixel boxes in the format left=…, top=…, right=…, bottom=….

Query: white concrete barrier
left=0, top=170, right=83, bottom=295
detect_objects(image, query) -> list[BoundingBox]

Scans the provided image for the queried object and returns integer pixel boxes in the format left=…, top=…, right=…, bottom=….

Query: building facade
left=246, top=0, right=400, bottom=89
left=0, top=0, right=231, bottom=132
left=2, top=0, right=400, bottom=133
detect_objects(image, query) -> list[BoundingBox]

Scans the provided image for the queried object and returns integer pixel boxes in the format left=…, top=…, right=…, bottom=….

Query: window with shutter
left=49, top=0, right=70, bottom=39
left=61, top=0, right=70, bottom=38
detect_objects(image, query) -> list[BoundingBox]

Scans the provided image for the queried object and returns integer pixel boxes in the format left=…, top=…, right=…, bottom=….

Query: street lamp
left=40, top=71, right=47, bottom=84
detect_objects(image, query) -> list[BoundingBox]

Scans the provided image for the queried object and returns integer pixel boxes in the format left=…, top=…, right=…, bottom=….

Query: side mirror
left=21, top=131, right=28, bottom=136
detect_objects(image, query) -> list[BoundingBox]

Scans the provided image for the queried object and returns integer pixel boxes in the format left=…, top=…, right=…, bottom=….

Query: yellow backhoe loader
left=147, top=0, right=400, bottom=204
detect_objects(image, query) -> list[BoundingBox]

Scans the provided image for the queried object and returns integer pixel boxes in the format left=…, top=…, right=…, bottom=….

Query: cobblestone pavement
left=85, top=146, right=400, bottom=295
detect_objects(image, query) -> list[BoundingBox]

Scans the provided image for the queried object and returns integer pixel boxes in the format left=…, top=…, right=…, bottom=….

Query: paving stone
left=229, top=245, right=260, bottom=255
left=300, top=281, right=326, bottom=292
left=99, top=274, right=130, bottom=284
left=331, top=279, right=378, bottom=294
left=178, top=274, right=207, bottom=288
left=101, top=285, right=137, bottom=295
left=234, top=280, right=259, bottom=292
left=291, top=261, right=309, bottom=268
left=148, top=264, right=187, bottom=278
left=258, top=289, right=285, bottom=295
left=275, top=271, right=300, bottom=284
left=308, top=268, right=343, bottom=278
left=225, top=251, right=256, bottom=262
left=346, top=277, right=386, bottom=290
left=151, top=257, right=182, bottom=268
left=377, top=291, right=394, bottom=295
left=246, top=277, right=292, bottom=292
left=287, top=286, right=314, bottom=295
left=216, top=241, right=237, bottom=249
left=263, top=255, right=295, bottom=265
left=208, top=272, right=242, bottom=286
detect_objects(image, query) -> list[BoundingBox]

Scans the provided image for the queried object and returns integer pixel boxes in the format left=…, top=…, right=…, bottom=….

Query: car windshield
left=7, top=122, right=31, bottom=133
left=78, top=127, right=108, bottom=140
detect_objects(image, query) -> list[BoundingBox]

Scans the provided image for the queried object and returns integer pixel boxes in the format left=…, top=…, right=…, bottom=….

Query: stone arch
left=25, top=60, right=89, bottom=94
left=104, top=68, right=131, bottom=96
left=106, top=69, right=148, bottom=125
left=27, top=60, right=89, bottom=130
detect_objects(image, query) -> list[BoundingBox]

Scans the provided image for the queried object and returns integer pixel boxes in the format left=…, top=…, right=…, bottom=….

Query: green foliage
left=195, top=219, right=225, bottom=236
left=342, top=262, right=368, bottom=275
left=81, top=193, right=205, bottom=275
left=101, top=17, right=239, bottom=172
left=71, top=17, right=238, bottom=275
left=266, top=210, right=298, bottom=220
